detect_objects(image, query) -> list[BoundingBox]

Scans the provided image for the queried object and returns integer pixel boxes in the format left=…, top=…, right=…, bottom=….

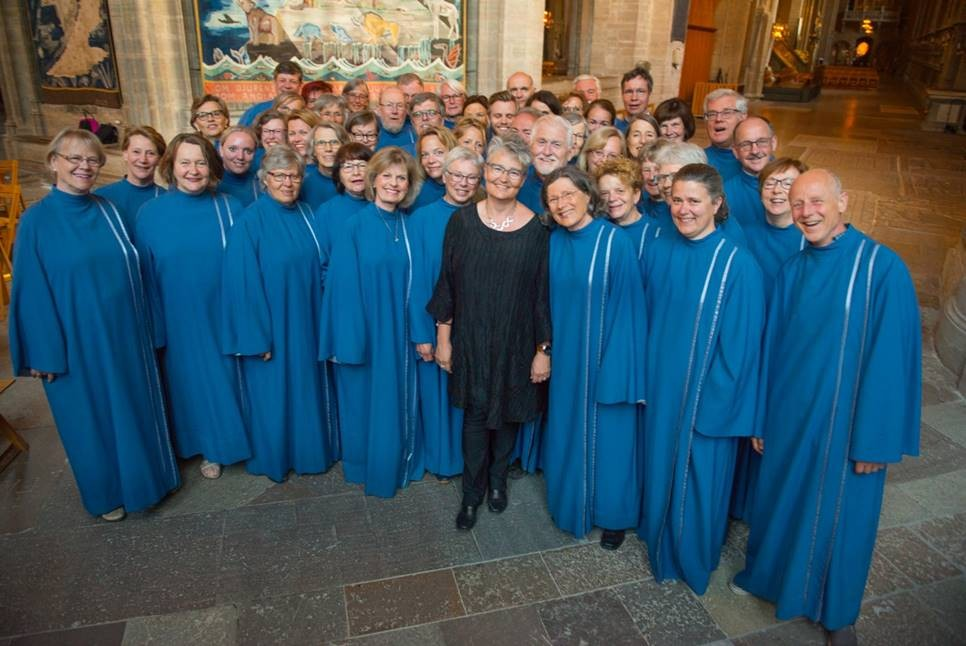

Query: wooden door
left=679, top=0, right=719, bottom=101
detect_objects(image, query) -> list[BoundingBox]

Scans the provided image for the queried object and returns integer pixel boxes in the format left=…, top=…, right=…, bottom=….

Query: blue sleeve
left=220, top=213, right=273, bottom=356
left=319, top=217, right=367, bottom=364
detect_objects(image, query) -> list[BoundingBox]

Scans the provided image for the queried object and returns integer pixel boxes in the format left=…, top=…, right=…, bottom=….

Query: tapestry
left=25, top=0, right=123, bottom=108
left=193, top=0, right=465, bottom=106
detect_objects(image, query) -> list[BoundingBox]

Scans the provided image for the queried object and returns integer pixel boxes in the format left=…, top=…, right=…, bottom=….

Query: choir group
left=10, top=62, right=922, bottom=645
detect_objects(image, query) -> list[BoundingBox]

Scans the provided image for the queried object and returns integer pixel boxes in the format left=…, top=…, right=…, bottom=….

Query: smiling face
left=671, top=179, right=720, bottom=240
left=51, top=138, right=102, bottom=194
left=318, top=104, right=344, bottom=124
left=458, top=127, right=485, bottom=155
left=419, top=134, right=447, bottom=180
left=173, top=142, right=211, bottom=194
left=287, top=118, right=312, bottom=156
left=621, top=76, right=651, bottom=118
left=791, top=170, right=848, bottom=247
left=733, top=117, right=777, bottom=175
left=312, top=126, right=341, bottom=170
left=261, top=118, right=287, bottom=148
left=373, top=162, right=410, bottom=210
left=587, top=136, right=623, bottom=175
left=344, top=84, right=370, bottom=112
left=411, top=99, right=443, bottom=134
left=488, top=100, right=516, bottom=137
left=546, top=177, right=593, bottom=231
left=626, top=120, right=657, bottom=158
left=484, top=149, right=525, bottom=201
left=463, top=102, right=488, bottom=127
left=339, top=159, right=367, bottom=197
left=598, top=173, right=641, bottom=225
left=122, top=134, right=161, bottom=186
left=640, top=159, right=663, bottom=199
left=569, top=122, right=587, bottom=160
left=264, top=165, right=302, bottom=205
left=760, top=166, right=801, bottom=220
left=530, top=121, right=569, bottom=177
left=443, top=158, right=481, bottom=205
left=659, top=116, right=686, bottom=141
left=657, top=162, right=684, bottom=203
left=192, top=100, right=229, bottom=139
left=275, top=72, right=301, bottom=95
left=705, top=94, right=745, bottom=147
left=586, top=106, right=612, bottom=132
left=221, top=131, right=256, bottom=175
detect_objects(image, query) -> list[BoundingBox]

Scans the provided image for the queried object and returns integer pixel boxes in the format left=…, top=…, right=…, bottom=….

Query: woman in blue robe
left=9, top=129, right=179, bottom=520
left=542, top=167, right=647, bottom=549
left=299, top=122, right=347, bottom=207
left=637, top=163, right=765, bottom=595
left=409, top=147, right=484, bottom=479
left=597, top=157, right=663, bottom=265
left=319, top=146, right=425, bottom=497
left=730, top=158, right=807, bottom=520
left=218, top=126, right=261, bottom=206
left=221, top=145, right=337, bottom=482
left=734, top=169, right=921, bottom=641
left=314, top=143, right=373, bottom=274
left=95, top=126, right=166, bottom=234
left=411, top=127, right=454, bottom=211
left=136, top=133, right=251, bottom=480
left=637, top=141, right=674, bottom=230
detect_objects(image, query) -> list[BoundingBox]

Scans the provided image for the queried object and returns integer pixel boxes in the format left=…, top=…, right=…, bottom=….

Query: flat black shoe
left=600, top=529, right=626, bottom=550
left=456, top=505, right=478, bottom=530
left=487, top=489, right=508, bottom=513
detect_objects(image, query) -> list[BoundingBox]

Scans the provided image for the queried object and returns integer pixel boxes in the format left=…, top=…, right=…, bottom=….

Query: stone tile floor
left=1, top=82, right=964, bottom=644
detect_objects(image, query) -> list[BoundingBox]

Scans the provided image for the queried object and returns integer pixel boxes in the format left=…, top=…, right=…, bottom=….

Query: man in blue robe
left=702, top=89, right=747, bottom=182
left=614, top=66, right=653, bottom=133
left=733, top=169, right=921, bottom=644
left=238, top=62, right=302, bottom=126
left=517, top=115, right=572, bottom=214
left=375, top=87, right=417, bottom=156
left=722, top=116, right=777, bottom=229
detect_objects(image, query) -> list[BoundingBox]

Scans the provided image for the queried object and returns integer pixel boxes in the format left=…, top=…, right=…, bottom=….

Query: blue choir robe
left=412, top=178, right=445, bottom=211
left=717, top=214, right=748, bottom=248
left=253, top=147, right=266, bottom=173
left=735, top=225, right=921, bottom=630
left=219, top=169, right=261, bottom=207
left=639, top=198, right=673, bottom=230
left=376, top=123, right=417, bottom=156
left=319, top=203, right=424, bottom=497
left=517, top=167, right=544, bottom=214
left=724, top=171, right=764, bottom=230
left=136, top=190, right=251, bottom=466
left=408, top=197, right=464, bottom=477
left=239, top=99, right=273, bottom=126
left=637, top=227, right=765, bottom=594
left=545, top=219, right=647, bottom=537
left=729, top=218, right=804, bottom=521
left=9, top=188, right=179, bottom=515
left=95, top=178, right=164, bottom=236
left=300, top=165, right=337, bottom=208
left=221, top=194, right=337, bottom=482
left=315, top=192, right=369, bottom=279
left=614, top=117, right=629, bottom=133
left=619, top=215, right=663, bottom=265
left=705, top=146, right=742, bottom=182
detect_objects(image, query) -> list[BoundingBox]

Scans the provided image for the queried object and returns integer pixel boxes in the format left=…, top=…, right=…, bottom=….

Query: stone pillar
left=473, top=0, right=545, bottom=94
left=936, top=227, right=966, bottom=396
left=0, top=1, right=45, bottom=148
left=710, top=0, right=754, bottom=83
left=742, top=0, right=779, bottom=98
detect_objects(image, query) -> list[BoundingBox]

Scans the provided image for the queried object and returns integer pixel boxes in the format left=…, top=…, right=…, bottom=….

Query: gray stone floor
left=1, top=82, right=965, bottom=644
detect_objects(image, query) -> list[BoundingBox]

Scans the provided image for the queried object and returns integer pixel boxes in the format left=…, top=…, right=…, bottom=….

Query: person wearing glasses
left=95, top=125, right=166, bottom=235
left=409, top=147, right=485, bottom=481
left=615, top=65, right=654, bottom=132
left=560, top=92, right=586, bottom=116
left=578, top=126, right=626, bottom=176
left=222, top=145, right=337, bottom=482
left=314, top=94, right=348, bottom=125
left=723, top=116, right=779, bottom=229
left=9, top=128, right=180, bottom=521
left=218, top=126, right=261, bottom=207
left=409, top=92, right=446, bottom=135
left=562, top=112, right=588, bottom=163
left=341, top=79, right=371, bottom=113
left=320, top=147, right=425, bottom=498
left=135, top=133, right=251, bottom=482
left=517, top=114, right=572, bottom=214
left=637, top=163, right=765, bottom=595
left=300, top=122, right=348, bottom=208
left=253, top=109, right=288, bottom=171
left=702, top=89, right=748, bottom=181
left=376, top=86, right=417, bottom=155
left=412, top=126, right=457, bottom=210
left=427, top=137, right=551, bottom=530
left=438, top=79, right=467, bottom=127
left=637, top=140, right=672, bottom=226
left=542, top=166, right=647, bottom=550
left=345, top=110, right=379, bottom=152
left=190, top=95, right=230, bottom=146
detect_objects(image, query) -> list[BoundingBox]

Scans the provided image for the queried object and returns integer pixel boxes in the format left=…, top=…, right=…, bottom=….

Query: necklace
left=375, top=205, right=400, bottom=242
left=483, top=202, right=516, bottom=231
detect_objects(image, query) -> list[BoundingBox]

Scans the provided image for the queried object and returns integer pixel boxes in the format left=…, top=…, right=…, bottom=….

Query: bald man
left=506, top=71, right=535, bottom=110
left=723, top=116, right=778, bottom=229
left=733, top=169, right=921, bottom=646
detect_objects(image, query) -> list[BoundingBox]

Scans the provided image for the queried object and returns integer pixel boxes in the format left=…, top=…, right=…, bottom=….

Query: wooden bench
left=0, top=378, right=29, bottom=472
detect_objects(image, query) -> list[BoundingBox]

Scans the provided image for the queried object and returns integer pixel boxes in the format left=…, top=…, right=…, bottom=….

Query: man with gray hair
left=517, top=114, right=572, bottom=213
left=733, top=168, right=921, bottom=646
left=703, top=88, right=748, bottom=181
left=439, top=79, right=467, bottom=125
left=573, top=74, right=601, bottom=103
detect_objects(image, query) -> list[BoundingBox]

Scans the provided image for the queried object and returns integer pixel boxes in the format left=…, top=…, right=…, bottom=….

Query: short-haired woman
left=301, top=122, right=349, bottom=208
left=654, top=98, right=696, bottom=142
left=320, top=146, right=425, bottom=497
left=190, top=94, right=230, bottom=144
left=10, top=128, right=179, bottom=521
left=95, top=125, right=166, bottom=235
left=412, top=125, right=456, bottom=210
left=597, top=156, right=662, bottom=260
left=345, top=110, right=379, bottom=152
left=222, top=145, right=338, bottom=482
left=578, top=126, right=626, bottom=176
left=136, top=133, right=251, bottom=480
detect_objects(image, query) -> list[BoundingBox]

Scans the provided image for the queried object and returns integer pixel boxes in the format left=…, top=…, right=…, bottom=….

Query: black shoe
left=456, top=505, right=478, bottom=530
left=600, top=529, right=626, bottom=550
left=487, top=489, right=508, bottom=513
left=507, top=461, right=526, bottom=479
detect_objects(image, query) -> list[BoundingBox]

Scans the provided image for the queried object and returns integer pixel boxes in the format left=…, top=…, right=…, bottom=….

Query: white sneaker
left=200, top=460, right=223, bottom=479
left=728, top=578, right=751, bottom=596
left=101, top=506, right=126, bottom=522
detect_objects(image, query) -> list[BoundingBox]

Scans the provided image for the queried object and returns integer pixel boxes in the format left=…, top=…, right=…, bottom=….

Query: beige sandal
left=101, top=506, right=126, bottom=522
left=200, top=460, right=222, bottom=479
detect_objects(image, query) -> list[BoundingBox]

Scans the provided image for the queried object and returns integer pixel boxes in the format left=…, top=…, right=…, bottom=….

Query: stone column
left=937, top=227, right=966, bottom=396
left=473, top=0, right=545, bottom=94
left=0, top=1, right=45, bottom=147
left=742, top=0, right=779, bottom=98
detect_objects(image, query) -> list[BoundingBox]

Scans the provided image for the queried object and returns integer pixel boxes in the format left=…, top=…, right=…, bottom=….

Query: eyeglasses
left=703, top=108, right=743, bottom=120
left=445, top=170, right=481, bottom=184
left=351, top=131, right=378, bottom=141
left=546, top=189, right=581, bottom=207
left=736, top=137, right=773, bottom=151
left=412, top=109, right=440, bottom=120
left=346, top=91, right=369, bottom=100
left=590, top=150, right=619, bottom=162
left=486, top=162, right=524, bottom=181
left=654, top=173, right=673, bottom=184
left=194, top=110, right=225, bottom=120
left=266, top=171, right=303, bottom=183
left=57, top=153, right=103, bottom=167
left=341, top=161, right=367, bottom=172
left=314, top=139, right=341, bottom=148
left=763, top=177, right=795, bottom=190
left=562, top=105, right=583, bottom=114
left=440, top=94, right=463, bottom=102
left=262, top=128, right=285, bottom=137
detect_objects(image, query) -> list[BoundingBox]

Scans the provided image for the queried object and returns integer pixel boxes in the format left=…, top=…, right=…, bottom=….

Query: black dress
left=427, top=204, right=551, bottom=429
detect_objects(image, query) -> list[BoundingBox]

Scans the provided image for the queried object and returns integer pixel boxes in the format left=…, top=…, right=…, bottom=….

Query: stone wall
left=709, top=0, right=754, bottom=84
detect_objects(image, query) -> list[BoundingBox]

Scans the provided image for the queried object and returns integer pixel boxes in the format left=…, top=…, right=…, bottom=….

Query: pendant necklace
left=484, top=202, right=515, bottom=231
left=375, top=205, right=400, bottom=242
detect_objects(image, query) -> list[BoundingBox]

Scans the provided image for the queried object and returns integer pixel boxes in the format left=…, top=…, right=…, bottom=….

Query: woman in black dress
left=428, top=136, right=551, bottom=530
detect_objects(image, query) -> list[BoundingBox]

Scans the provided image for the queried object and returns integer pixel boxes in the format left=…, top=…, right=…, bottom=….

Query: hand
left=530, top=352, right=550, bottom=383
left=261, top=351, right=272, bottom=362
left=751, top=437, right=764, bottom=454
left=854, top=461, right=885, bottom=475
left=435, top=342, right=453, bottom=373
left=29, top=369, right=56, bottom=383
left=416, top=343, right=435, bottom=362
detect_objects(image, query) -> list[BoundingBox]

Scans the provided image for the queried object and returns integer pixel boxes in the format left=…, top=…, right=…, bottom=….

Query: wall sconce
left=861, top=19, right=874, bottom=35
left=543, top=10, right=553, bottom=30
left=772, top=22, right=788, bottom=41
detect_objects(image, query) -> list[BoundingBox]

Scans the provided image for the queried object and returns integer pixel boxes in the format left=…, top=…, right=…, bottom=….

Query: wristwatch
left=537, top=342, right=552, bottom=357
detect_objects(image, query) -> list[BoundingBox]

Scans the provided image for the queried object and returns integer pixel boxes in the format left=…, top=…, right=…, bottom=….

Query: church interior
left=0, top=0, right=964, bottom=643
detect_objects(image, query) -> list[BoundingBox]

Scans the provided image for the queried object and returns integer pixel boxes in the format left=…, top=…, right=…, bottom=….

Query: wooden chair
left=0, top=184, right=24, bottom=304
left=0, top=378, right=28, bottom=472
left=0, top=159, right=18, bottom=186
